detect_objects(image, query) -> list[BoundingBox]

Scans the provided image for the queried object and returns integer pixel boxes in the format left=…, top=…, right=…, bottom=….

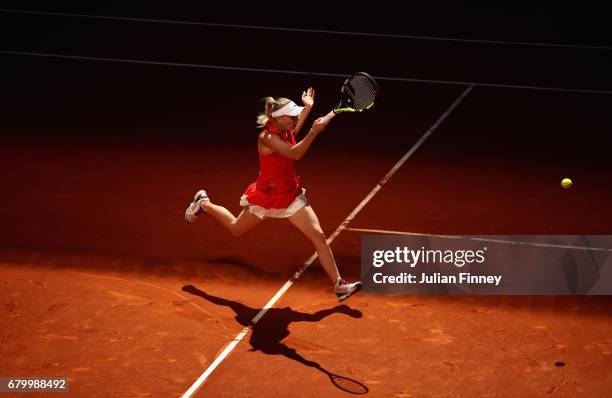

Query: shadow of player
left=182, top=284, right=368, bottom=394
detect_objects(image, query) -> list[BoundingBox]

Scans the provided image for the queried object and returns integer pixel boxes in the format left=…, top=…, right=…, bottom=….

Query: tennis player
left=185, top=87, right=361, bottom=301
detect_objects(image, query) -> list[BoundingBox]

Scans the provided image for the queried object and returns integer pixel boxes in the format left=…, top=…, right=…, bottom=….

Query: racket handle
left=323, top=110, right=336, bottom=121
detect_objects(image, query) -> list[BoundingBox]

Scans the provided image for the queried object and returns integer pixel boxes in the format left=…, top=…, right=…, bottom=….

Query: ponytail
left=256, top=97, right=292, bottom=128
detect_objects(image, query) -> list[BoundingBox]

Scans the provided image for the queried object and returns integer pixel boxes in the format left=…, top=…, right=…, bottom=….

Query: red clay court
left=1, top=6, right=612, bottom=397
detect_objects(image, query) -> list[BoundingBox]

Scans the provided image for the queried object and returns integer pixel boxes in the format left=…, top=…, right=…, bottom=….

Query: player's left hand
left=302, top=87, right=315, bottom=109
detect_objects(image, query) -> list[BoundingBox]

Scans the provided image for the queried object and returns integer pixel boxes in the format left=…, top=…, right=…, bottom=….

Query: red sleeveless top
left=242, top=123, right=302, bottom=209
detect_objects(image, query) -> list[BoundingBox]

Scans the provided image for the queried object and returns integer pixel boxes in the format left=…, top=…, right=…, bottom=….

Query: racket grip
left=323, top=110, right=336, bottom=121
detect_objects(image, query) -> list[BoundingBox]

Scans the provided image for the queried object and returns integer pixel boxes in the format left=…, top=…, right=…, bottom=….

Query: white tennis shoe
left=184, top=189, right=210, bottom=224
left=334, top=279, right=362, bottom=301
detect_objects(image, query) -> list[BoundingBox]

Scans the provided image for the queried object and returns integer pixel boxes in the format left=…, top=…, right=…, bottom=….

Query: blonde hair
left=256, top=97, right=292, bottom=128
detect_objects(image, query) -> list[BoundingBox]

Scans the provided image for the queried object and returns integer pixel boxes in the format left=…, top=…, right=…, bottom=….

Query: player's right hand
left=311, top=111, right=335, bottom=134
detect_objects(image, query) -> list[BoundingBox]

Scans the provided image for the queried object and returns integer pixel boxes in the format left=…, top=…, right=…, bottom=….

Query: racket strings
left=347, top=75, right=377, bottom=110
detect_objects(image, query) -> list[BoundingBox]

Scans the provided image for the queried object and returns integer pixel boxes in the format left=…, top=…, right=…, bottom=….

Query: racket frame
left=332, top=72, right=378, bottom=114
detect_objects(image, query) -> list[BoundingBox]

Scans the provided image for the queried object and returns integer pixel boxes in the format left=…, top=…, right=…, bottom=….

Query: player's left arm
left=294, top=87, right=314, bottom=137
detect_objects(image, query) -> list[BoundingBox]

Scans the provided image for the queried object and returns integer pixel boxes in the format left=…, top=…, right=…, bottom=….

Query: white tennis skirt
left=240, top=188, right=308, bottom=219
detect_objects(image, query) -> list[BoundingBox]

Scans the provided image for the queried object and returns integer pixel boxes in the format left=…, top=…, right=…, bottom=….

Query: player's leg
left=288, top=206, right=361, bottom=300
left=204, top=204, right=263, bottom=237
left=185, top=189, right=262, bottom=236
left=287, top=205, right=340, bottom=283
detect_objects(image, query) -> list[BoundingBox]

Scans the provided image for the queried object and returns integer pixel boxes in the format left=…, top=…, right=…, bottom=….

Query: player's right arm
left=261, top=116, right=331, bottom=160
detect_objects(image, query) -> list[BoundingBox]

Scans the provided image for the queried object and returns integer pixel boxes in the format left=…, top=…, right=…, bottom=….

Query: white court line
left=2, top=49, right=612, bottom=95
left=180, top=85, right=474, bottom=398
left=1, top=8, right=611, bottom=51
left=346, top=228, right=612, bottom=252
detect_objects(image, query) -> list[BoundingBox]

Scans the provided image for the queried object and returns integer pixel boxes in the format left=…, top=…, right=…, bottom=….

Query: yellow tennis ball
left=561, top=178, right=572, bottom=189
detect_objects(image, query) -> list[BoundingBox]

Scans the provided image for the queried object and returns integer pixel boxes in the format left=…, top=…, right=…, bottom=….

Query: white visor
left=271, top=101, right=304, bottom=117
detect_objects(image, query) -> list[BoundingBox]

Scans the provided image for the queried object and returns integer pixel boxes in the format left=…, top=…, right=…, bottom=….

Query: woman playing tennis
left=185, top=87, right=361, bottom=301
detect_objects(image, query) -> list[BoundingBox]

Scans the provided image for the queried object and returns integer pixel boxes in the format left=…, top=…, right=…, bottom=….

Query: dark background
left=3, top=3, right=612, bottom=140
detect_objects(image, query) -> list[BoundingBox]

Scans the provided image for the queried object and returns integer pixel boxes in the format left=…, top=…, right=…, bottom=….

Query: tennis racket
left=332, top=72, right=378, bottom=114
